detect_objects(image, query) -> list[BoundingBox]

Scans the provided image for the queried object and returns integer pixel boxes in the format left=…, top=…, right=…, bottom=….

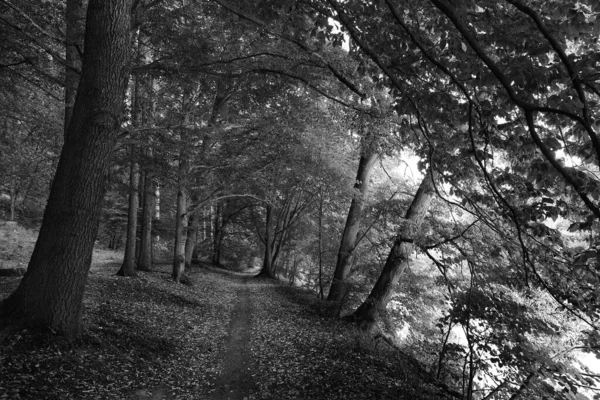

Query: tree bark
left=137, top=156, right=155, bottom=272
left=117, top=146, right=139, bottom=276
left=328, top=150, right=379, bottom=301
left=352, top=170, right=435, bottom=327
left=64, top=0, right=87, bottom=136
left=9, top=179, right=17, bottom=222
left=259, top=204, right=275, bottom=278
left=0, top=0, right=131, bottom=338
left=184, top=212, right=198, bottom=269
left=117, top=30, right=146, bottom=277
left=318, top=185, right=324, bottom=299
left=171, top=176, right=188, bottom=282
left=212, top=202, right=224, bottom=266
left=172, top=89, right=192, bottom=283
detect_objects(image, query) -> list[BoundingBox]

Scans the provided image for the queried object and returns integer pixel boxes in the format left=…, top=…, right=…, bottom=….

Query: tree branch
left=208, top=0, right=366, bottom=98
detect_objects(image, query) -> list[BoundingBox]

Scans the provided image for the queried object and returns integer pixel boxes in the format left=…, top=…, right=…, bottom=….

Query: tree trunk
left=184, top=212, right=198, bottom=269
left=0, top=0, right=131, bottom=338
left=9, top=179, right=17, bottom=222
left=318, top=185, right=324, bottom=299
left=328, top=150, right=379, bottom=301
left=212, top=202, right=223, bottom=266
left=135, top=169, right=144, bottom=265
left=117, top=146, right=139, bottom=276
left=352, top=171, right=435, bottom=327
left=117, top=31, right=145, bottom=277
left=171, top=178, right=188, bottom=282
left=64, top=0, right=87, bottom=136
left=172, top=90, right=192, bottom=283
left=138, top=162, right=155, bottom=272
left=259, top=204, right=275, bottom=278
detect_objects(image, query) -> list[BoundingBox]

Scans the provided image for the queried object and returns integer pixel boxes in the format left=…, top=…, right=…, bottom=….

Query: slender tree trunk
left=64, top=0, right=86, bottom=136
left=184, top=212, right=198, bottom=269
left=117, top=30, right=145, bottom=277
left=9, top=179, right=17, bottom=222
left=171, top=177, right=188, bottom=282
left=135, top=169, right=145, bottom=265
left=154, top=182, right=160, bottom=220
left=318, top=185, right=324, bottom=299
left=138, top=164, right=155, bottom=271
left=172, top=90, right=192, bottom=283
left=328, top=150, right=379, bottom=301
left=271, top=227, right=288, bottom=271
left=202, top=208, right=206, bottom=241
left=259, top=204, right=275, bottom=278
left=0, top=0, right=131, bottom=338
left=212, top=202, right=223, bottom=265
left=117, top=146, right=139, bottom=276
left=352, top=171, right=435, bottom=327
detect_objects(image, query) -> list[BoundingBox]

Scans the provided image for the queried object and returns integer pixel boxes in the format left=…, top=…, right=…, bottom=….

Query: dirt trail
left=212, top=278, right=255, bottom=399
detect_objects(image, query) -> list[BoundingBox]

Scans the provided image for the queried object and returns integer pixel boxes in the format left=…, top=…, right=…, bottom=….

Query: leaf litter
left=1, top=260, right=450, bottom=399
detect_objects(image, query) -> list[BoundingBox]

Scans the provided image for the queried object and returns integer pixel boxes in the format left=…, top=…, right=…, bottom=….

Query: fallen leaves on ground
left=1, top=261, right=451, bottom=399
left=0, top=263, right=235, bottom=400
left=246, top=280, right=449, bottom=400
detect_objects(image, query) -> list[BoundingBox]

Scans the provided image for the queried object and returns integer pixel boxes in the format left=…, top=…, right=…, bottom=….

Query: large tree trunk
left=137, top=156, right=155, bottom=272
left=259, top=204, right=275, bottom=278
left=352, top=171, right=435, bottom=327
left=64, top=0, right=87, bottom=136
left=0, top=0, right=131, bottom=338
left=328, top=150, right=379, bottom=301
left=117, top=146, right=139, bottom=276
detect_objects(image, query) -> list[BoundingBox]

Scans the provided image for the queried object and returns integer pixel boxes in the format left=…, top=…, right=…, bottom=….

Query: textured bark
left=64, top=0, right=87, bottom=136
left=118, top=30, right=146, bottom=277
left=0, top=0, right=131, bottom=338
left=212, top=202, right=224, bottom=266
left=138, top=161, right=155, bottom=272
left=117, top=147, right=139, bottom=277
left=328, top=150, right=379, bottom=301
left=172, top=90, right=192, bottom=283
left=318, top=186, right=324, bottom=299
left=352, top=171, right=435, bottom=326
left=259, top=205, right=275, bottom=278
left=132, top=30, right=153, bottom=270
left=171, top=177, right=188, bottom=282
left=135, top=170, right=144, bottom=264
left=9, top=180, right=16, bottom=222
left=184, top=212, right=198, bottom=269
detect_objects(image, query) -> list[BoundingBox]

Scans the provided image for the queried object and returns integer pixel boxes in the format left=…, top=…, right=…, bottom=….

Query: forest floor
left=0, top=227, right=450, bottom=399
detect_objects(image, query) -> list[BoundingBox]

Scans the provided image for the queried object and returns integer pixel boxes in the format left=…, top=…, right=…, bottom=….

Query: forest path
left=211, top=277, right=256, bottom=400
left=0, top=260, right=448, bottom=400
